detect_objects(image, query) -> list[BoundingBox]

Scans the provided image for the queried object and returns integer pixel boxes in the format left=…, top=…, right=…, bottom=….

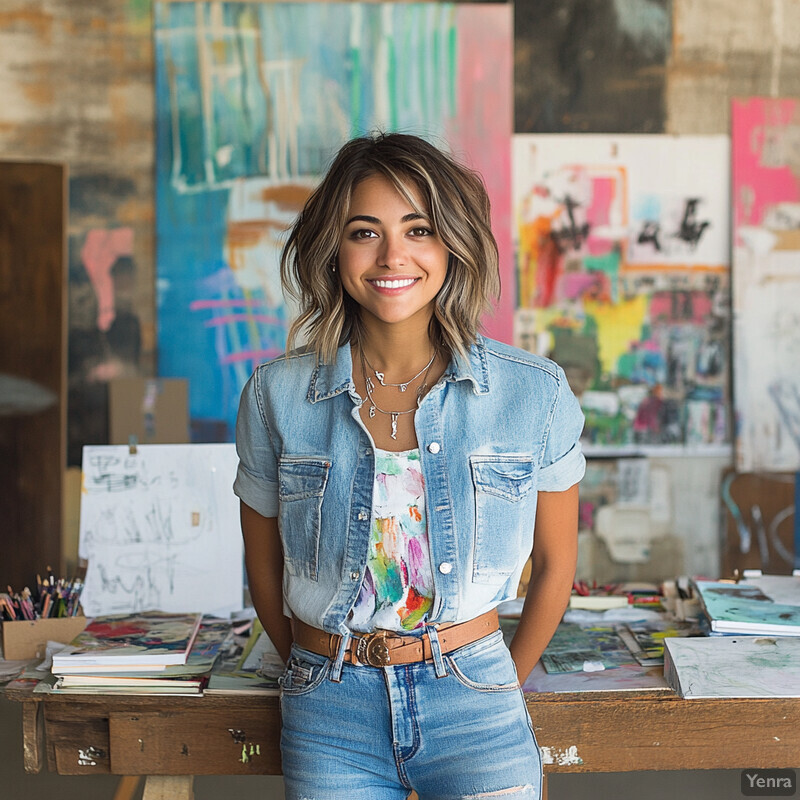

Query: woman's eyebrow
left=345, top=214, right=380, bottom=225
left=344, top=212, right=429, bottom=226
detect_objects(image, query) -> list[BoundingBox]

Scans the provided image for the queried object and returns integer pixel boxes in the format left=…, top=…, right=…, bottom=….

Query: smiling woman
left=234, top=132, right=585, bottom=800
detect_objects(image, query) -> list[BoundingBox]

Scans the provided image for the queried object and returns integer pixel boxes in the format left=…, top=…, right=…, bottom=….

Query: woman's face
left=337, top=174, right=449, bottom=332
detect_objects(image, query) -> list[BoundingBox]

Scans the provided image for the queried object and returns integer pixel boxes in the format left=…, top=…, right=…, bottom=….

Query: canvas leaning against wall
left=154, top=1, right=512, bottom=439
left=733, top=98, right=800, bottom=473
left=512, top=134, right=731, bottom=454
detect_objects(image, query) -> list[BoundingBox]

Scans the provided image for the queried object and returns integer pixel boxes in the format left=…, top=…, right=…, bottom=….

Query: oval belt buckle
left=358, top=630, right=391, bottom=666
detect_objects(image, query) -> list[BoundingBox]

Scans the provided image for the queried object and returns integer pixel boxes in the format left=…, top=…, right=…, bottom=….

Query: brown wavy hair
left=280, top=132, right=500, bottom=363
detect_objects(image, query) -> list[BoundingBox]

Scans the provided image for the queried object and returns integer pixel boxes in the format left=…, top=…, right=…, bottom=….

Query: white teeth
left=371, top=278, right=417, bottom=288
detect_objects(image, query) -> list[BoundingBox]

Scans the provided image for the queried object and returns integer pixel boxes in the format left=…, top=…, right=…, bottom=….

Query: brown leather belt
left=292, top=609, right=499, bottom=668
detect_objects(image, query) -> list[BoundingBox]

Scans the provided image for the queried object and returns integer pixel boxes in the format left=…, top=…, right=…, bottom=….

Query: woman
left=234, top=132, right=584, bottom=799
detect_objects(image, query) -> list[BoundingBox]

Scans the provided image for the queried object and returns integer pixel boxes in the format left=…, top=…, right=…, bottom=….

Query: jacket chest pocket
left=278, top=457, right=331, bottom=582
left=470, top=455, right=535, bottom=584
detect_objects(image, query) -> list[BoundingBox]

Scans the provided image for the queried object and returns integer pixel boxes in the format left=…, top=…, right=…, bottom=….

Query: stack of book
left=46, top=611, right=223, bottom=696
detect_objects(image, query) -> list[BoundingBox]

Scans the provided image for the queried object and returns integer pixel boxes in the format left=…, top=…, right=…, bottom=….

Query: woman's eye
left=410, top=227, right=433, bottom=237
left=351, top=229, right=377, bottom=240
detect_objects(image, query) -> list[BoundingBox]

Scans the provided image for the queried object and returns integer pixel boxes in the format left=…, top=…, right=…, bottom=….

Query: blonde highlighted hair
left=280, top=132, right=500, bottom=363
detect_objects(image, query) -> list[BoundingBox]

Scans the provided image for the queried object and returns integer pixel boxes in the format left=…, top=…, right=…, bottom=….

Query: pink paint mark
left=733, top=98, right=800, bottom=231
left=633, top=390, right=664, bottom=434
left=649, top=291, right=712, bottom=325
left=190, top=299, right=266, bottom=310
left=81, top=228, right=134, bottom=332
left=562, top=272, right=602, bottom=301
left=585, top=237, right=616, bottom=257
left=406, top=536, right=426, bottom=582
left=402, top=464, right=425, bottom=497
left=586, top=176, right=621, bottom=256
left=449, top=5, right=513, bottom=344
left=220, top=348, right=281, bottom=365
left=203, top=314, right=282, bottom=327
left=579, top=500, right=596, bottom=530
left=587, top=177, right=614, bottom=226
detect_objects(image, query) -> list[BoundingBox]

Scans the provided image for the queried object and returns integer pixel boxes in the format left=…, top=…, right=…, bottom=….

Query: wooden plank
left=142, top=775, right=194, bottom=800
left=530, top=695, right=800, bottom=772
left=108, top=707, right=281, bottom=775
left=19, top=689, right=800, bottom=780
left=0, top=161, right=66, bottom=587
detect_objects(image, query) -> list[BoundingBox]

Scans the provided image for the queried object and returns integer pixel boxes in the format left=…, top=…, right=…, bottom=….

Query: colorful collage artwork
left=732, top=99, right=800, bottom=473
left=154, top=2, right=512, bottom=438
left=512, top=135, right=731, bottom=452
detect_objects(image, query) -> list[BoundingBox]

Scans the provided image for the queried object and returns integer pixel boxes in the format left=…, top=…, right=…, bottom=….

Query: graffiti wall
left=732, top=98, right=800, bottom=473
left=154, top=1, right=513, bottom=438
left=513, top=134, right=730, bottom=452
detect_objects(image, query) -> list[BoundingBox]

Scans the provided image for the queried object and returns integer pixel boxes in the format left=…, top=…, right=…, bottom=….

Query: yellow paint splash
left=584, top=295, right=648, bottom=375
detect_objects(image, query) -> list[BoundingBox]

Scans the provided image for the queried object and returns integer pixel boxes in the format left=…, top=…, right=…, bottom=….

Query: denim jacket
left=234, top=335, right=585, bottom=636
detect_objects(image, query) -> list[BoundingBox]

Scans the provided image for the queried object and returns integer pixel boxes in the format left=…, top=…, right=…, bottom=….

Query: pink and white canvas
left=733, top=98, right=800, bottom=472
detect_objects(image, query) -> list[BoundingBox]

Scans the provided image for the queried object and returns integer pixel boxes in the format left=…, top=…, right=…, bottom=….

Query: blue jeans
left=279, top=628, right=542, bottom=799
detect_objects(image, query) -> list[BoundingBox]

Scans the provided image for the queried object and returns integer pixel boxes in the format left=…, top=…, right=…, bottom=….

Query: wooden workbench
left=7, top=683, right=800, bottom=800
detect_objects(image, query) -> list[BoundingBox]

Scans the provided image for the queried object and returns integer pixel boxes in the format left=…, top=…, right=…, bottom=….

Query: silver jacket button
left=438, top=562, right=452, bottom=574
left=427, top=442, right=441, bottom=454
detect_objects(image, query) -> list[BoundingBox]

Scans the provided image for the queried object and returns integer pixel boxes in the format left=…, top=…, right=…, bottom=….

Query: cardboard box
left=108, top=377, right=190, bottom=445
left=2, top=616, right=87, bottom=660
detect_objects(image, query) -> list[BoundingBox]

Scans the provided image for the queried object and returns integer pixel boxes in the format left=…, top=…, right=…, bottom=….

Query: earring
left=329, top=256, right=337, bottom=273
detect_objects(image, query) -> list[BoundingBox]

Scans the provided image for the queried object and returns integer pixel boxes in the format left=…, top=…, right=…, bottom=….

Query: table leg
left=142, top=775, right=195, bottom=800
left=20, top=699, right=42, bottom=774
left=113, top=775, right=143, bottom=800
left=541, top=773, right=548, bottom=800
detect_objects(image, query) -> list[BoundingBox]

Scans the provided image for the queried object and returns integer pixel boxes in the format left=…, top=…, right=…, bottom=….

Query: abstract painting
left=513, top=134, right=730, bottom=452
left=154, top=2, right=512, bottom=438
left=732, top=98, right=800, bottom=473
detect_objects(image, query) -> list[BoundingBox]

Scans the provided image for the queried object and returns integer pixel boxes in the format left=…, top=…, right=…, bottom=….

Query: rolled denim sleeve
left=233, top=369, right=280, bottom=517
left=538, top=366, right=586, bottom=492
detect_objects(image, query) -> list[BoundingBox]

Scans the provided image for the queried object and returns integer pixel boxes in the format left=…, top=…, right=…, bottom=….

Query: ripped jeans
left=279, top=628, right=542, bottom=800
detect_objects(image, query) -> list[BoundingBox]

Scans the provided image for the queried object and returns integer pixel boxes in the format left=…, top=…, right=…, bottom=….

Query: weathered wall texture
left=515, top=0, right=671, bottom=133
left=667, top=0, right=800, bottom=133
left=0, top=1, right=154, bottom=463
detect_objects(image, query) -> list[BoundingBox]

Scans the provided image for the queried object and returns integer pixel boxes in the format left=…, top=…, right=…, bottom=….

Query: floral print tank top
left=347, top=448, right=434, bottom=633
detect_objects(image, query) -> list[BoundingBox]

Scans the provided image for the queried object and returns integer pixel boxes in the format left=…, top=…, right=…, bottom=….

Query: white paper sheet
left=79, top=444, right=243, bottom=616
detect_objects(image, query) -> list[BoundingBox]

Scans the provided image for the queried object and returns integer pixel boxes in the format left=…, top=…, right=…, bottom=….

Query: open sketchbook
left=664, top=635, right=800, bottom=698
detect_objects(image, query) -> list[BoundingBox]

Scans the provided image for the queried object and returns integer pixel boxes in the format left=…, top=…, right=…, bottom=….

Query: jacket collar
left=307, top=336, right=490, bottom=403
